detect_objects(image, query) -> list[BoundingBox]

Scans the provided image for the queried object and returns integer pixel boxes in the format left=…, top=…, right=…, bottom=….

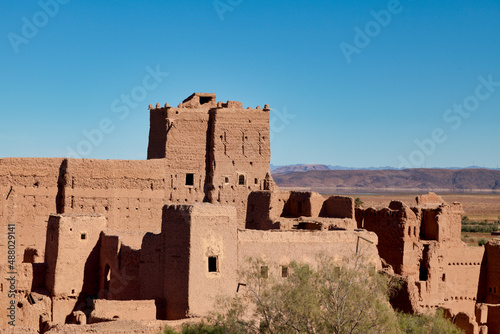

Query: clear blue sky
left=1, top=0, right=499, bottom=168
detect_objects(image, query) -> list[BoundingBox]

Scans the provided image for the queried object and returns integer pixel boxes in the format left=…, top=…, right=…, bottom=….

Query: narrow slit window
left=186, top=173, right=194, bottom=186
left=208, top=256, right=218, bottom=273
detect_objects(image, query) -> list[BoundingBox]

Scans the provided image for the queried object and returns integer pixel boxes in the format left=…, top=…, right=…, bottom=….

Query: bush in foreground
left=161, top=253, right=462, bottom=333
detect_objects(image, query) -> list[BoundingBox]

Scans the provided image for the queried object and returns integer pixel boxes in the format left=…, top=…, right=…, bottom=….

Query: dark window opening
left=254, top=178, right=258, bottom=184
left=186, top=173, right=194, bottom=186
left=297, top=222, right=322, bottom=230
left=208, top=256, right=218, bottom=273
left=281, top=266, right=288, bottom=278
left=238, top=174, right=245, bottom=186
left=81, top=233, right=87, bottom=240
left=408, top=226, right=411, bottom=237
left=489, top=287, right=492, bottom=293
left=23, top=248, right=38, bottom=263
left=225, top=177, right=229, bottom=184
left=442, top=273, right=446, bottom=282
left=419, top=245, right=429, bottom=281
left=420, top=210, right=439, bottom=241
left=261, top=266, right=268, bottom=278
left=200, top=96, right=213, bottom=105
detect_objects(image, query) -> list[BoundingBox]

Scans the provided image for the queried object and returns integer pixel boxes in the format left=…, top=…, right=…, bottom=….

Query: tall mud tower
left=147, top=93, right=273, bottom=225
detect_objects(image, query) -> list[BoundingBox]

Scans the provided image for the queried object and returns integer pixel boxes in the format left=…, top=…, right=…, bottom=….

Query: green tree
left=398, top=309, right=462, bottom=334
left=210, top=253, right=462, bottom=334
left=212, top=254, right=400, bottom=334
left=355, top=197, right=364, bottom=208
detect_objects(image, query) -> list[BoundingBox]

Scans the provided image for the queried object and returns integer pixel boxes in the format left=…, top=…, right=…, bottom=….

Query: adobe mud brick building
left=0, top=93, right=499, bottom=334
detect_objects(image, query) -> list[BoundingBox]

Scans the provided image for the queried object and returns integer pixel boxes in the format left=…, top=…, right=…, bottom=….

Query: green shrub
left=398, top=309, right=463, bottom=333
left=478, top=238, right=488, bottom=246
left=210, top=254, right=462, bottom=334
left=461, top=220, right=499, bottom=233
left=161, top=323, right=226, bottom=334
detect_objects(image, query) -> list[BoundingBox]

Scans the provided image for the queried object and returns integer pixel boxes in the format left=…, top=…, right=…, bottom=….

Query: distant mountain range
left=271, top=167, right=500, bottom=193
left=270, top=164, right=500, bottom=174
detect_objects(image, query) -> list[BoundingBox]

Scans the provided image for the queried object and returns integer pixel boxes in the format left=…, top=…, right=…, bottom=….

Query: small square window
left=81, top=233, right=87, bottom=240
left=208, top=256, right=218, bottom=273
left=186, top=173, right=194, bottom=186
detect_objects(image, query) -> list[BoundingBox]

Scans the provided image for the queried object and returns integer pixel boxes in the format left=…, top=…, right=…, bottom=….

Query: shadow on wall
left=476, top=250, right=488, bottom=303
left=69, top=240, right=101, bottom=322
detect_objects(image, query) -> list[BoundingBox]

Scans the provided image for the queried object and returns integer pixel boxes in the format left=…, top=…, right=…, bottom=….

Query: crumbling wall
left=61, top=159, right=168, bottom=232
left=320, top=195, right=354, bottom=218
left=238, top=229, right=380, bottom=276
left=44, top=214, right=106, bottom=324
left=0, top=158, right=64, bottom=261
left=138, top=232, right=163, bottom=304
left=89, top=300, right=156, bottom=322
left=281, top=191, right=325, bottom=218
left=410, top=242, right=484, bottom=315
left=415, top=192, right=445, bottom=207
left=435, top=205, right=463, bottom=243
left=357, top=204, right=419, bottom=275
left=99, top=230, right=146, bottom=301
left=246, top=190, right=289, bottom=230
left=485, top=240, right=500, bottom=304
